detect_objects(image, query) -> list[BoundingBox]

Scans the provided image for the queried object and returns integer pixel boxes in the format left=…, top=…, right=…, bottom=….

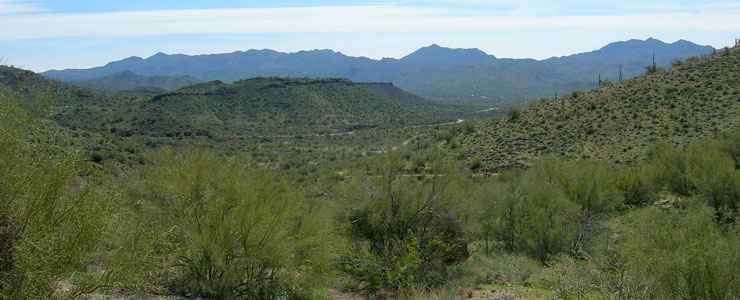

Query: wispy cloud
left=1, top=4, right=739, bottom=41
left=404, top=0, right=740, bottom=15
left=0, top=0, right=43, bottom=15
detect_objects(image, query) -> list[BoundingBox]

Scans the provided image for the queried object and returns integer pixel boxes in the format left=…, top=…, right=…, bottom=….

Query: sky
left=1, top=0, right=739, bottom=72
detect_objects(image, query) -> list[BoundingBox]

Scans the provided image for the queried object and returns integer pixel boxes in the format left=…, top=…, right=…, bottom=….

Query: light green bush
left=480, top=171, right=580, bottom=263
left=0, top=89, right=107, bottom=299
left=337, top=155, right=470, bottom=293
left=651, top=143, right=696, bottom=196
left=109, top=148, right=332, bottom=299
left=616, top=166, right=660, bottom=206
left=603, top=206, right=740, bottom=299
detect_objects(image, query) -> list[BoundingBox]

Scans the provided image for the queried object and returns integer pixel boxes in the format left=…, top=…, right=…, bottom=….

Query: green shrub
left=338, top=157, right=469, bottom=293
left=688, top=147, right=739, bottom=223
left=651, top=143, right=695, bottom=196
left=651, top=141, right=739, bottom=223
left=602, top=206, right=740, bottom=299
left=109, top=148, right=332, bottom=299
left=555, top=161, right=622, bottom=217
left=0, top=90, right=107, bottom=299
left=480, top=172, right=580, bottom=263
left=551, top=161, right=622, bottom=257
left=617, top=166, right=660, bottom=206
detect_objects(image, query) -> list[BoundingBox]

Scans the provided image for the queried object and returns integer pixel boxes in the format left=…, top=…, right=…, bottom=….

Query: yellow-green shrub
left=108, top=148, right=332, bottom=299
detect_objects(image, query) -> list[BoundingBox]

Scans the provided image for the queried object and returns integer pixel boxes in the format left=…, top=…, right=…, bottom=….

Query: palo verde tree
left=108, top=148, right=333, bottom=299
left=337, top=153, right=470, bottom=293
left=0, top=88, right=108, bottom=299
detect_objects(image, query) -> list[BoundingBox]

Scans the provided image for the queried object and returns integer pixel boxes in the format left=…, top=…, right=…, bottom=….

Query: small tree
left=110, top=148, right=332, bottom=299
left=0, top=89, right=107, bottom=298
left=481, top=170, right=580, bottom=264
left=338, top=155, right=469, bottom=292
left=602, top=207, right=740, bottom=299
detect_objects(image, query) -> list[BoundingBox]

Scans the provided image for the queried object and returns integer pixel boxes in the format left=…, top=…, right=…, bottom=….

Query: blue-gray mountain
left=44, top=38, right=713, bottom=103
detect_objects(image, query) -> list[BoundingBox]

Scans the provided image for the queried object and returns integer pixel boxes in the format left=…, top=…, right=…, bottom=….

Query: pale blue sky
left=1, top=0, right=739, bottom=72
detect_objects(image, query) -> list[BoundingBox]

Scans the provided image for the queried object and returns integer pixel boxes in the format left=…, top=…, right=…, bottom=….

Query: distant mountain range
left=44, top=38, right=714, bottom=103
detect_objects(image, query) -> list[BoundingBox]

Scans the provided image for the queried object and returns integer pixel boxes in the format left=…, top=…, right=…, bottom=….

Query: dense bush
left=338, top=157, right=470, bottom=293
left=480, top=170, right=580, bottom=263
left=602, top=206, right=740, bottom=299
left=109, top=148, right=332, bottom=299
left=650, top=142, right=740, bottom=223
left=688, top=147, right=739, bottom=223
left=0, top=90, right=107, bottom=299
left=616, top=165, right=659, bottom=206
left=651, top=143, right=696, bottom=196
left=555, top=161, right=622, bottom=217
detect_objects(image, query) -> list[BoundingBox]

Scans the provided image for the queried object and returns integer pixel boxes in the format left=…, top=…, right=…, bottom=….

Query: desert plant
left=109, top=148, right=332, bottom=299
left=480, top=171, right=580, bottom=263
left=0, top=89, right=107, bottom=299
left=689, top=148, right=739, bottom=223
left=617, top=166, right=660, bottom=206
left=650, top=143, right=695, bottom=196
left=603, top=206, right=740, bottom=299
left=338, top=155, right=470, bottom=293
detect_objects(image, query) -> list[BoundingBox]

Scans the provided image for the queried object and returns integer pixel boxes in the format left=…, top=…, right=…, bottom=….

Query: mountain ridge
left=44, top=38, right=714, bottom=103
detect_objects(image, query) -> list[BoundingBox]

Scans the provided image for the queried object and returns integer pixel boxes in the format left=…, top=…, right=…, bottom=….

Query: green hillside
left=73, top=71, right=202, bottom=92
left=55, top=77, right=454, bottom=140
left=0, top=66, right=114, bottom=111
left=461, top=47, right=740, bottom=171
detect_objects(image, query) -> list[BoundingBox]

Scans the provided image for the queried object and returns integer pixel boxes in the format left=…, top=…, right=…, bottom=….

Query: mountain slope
left=0, top=65, right=115, bottom=110
left=460, top=46, right=740, bottom=171
left=73, top=71, right=201, bottom=92
left=43, top=38, right=714, bottom=103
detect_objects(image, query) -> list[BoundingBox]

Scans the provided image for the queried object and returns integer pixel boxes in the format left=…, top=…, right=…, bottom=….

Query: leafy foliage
left=0, top=88, right=107, bottom=299
left=603, top=206, right=740, bottom=299
left=337, top=156, right=470, bottom=292
left=108, top=148, right=332, bottom=299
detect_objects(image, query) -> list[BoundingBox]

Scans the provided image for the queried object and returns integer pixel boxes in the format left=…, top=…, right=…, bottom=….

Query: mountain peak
left=600, top=38, right=669, bottom=52
left=149, top=52, right=169, bottom=59
left=402, top=44, right=493, bottom=64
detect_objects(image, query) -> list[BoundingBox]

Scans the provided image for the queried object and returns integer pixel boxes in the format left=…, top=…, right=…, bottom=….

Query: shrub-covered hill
left=73, top=70, right=202, bottom=92
left=0, top=66, right=117, bottom=110
left=55, top=77, right=456, bottom=139
left=461, top=47, right=740, bottom=171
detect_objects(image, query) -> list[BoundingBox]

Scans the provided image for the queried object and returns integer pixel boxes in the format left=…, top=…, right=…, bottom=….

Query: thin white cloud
left=0, top=5, right=739, bottom=40
left=0, top=0, right=42, bottom=15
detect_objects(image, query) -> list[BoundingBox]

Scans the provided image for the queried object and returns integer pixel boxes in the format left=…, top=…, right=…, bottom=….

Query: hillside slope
left=73, top=71, right=202, bottom=92
left=44, top=39, right=713, bottom=103
left=54, top=77, right=455, bottom=139
left=0, top=66, right=112, bottom=110
left=461, top=47, right=740, bottom=171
